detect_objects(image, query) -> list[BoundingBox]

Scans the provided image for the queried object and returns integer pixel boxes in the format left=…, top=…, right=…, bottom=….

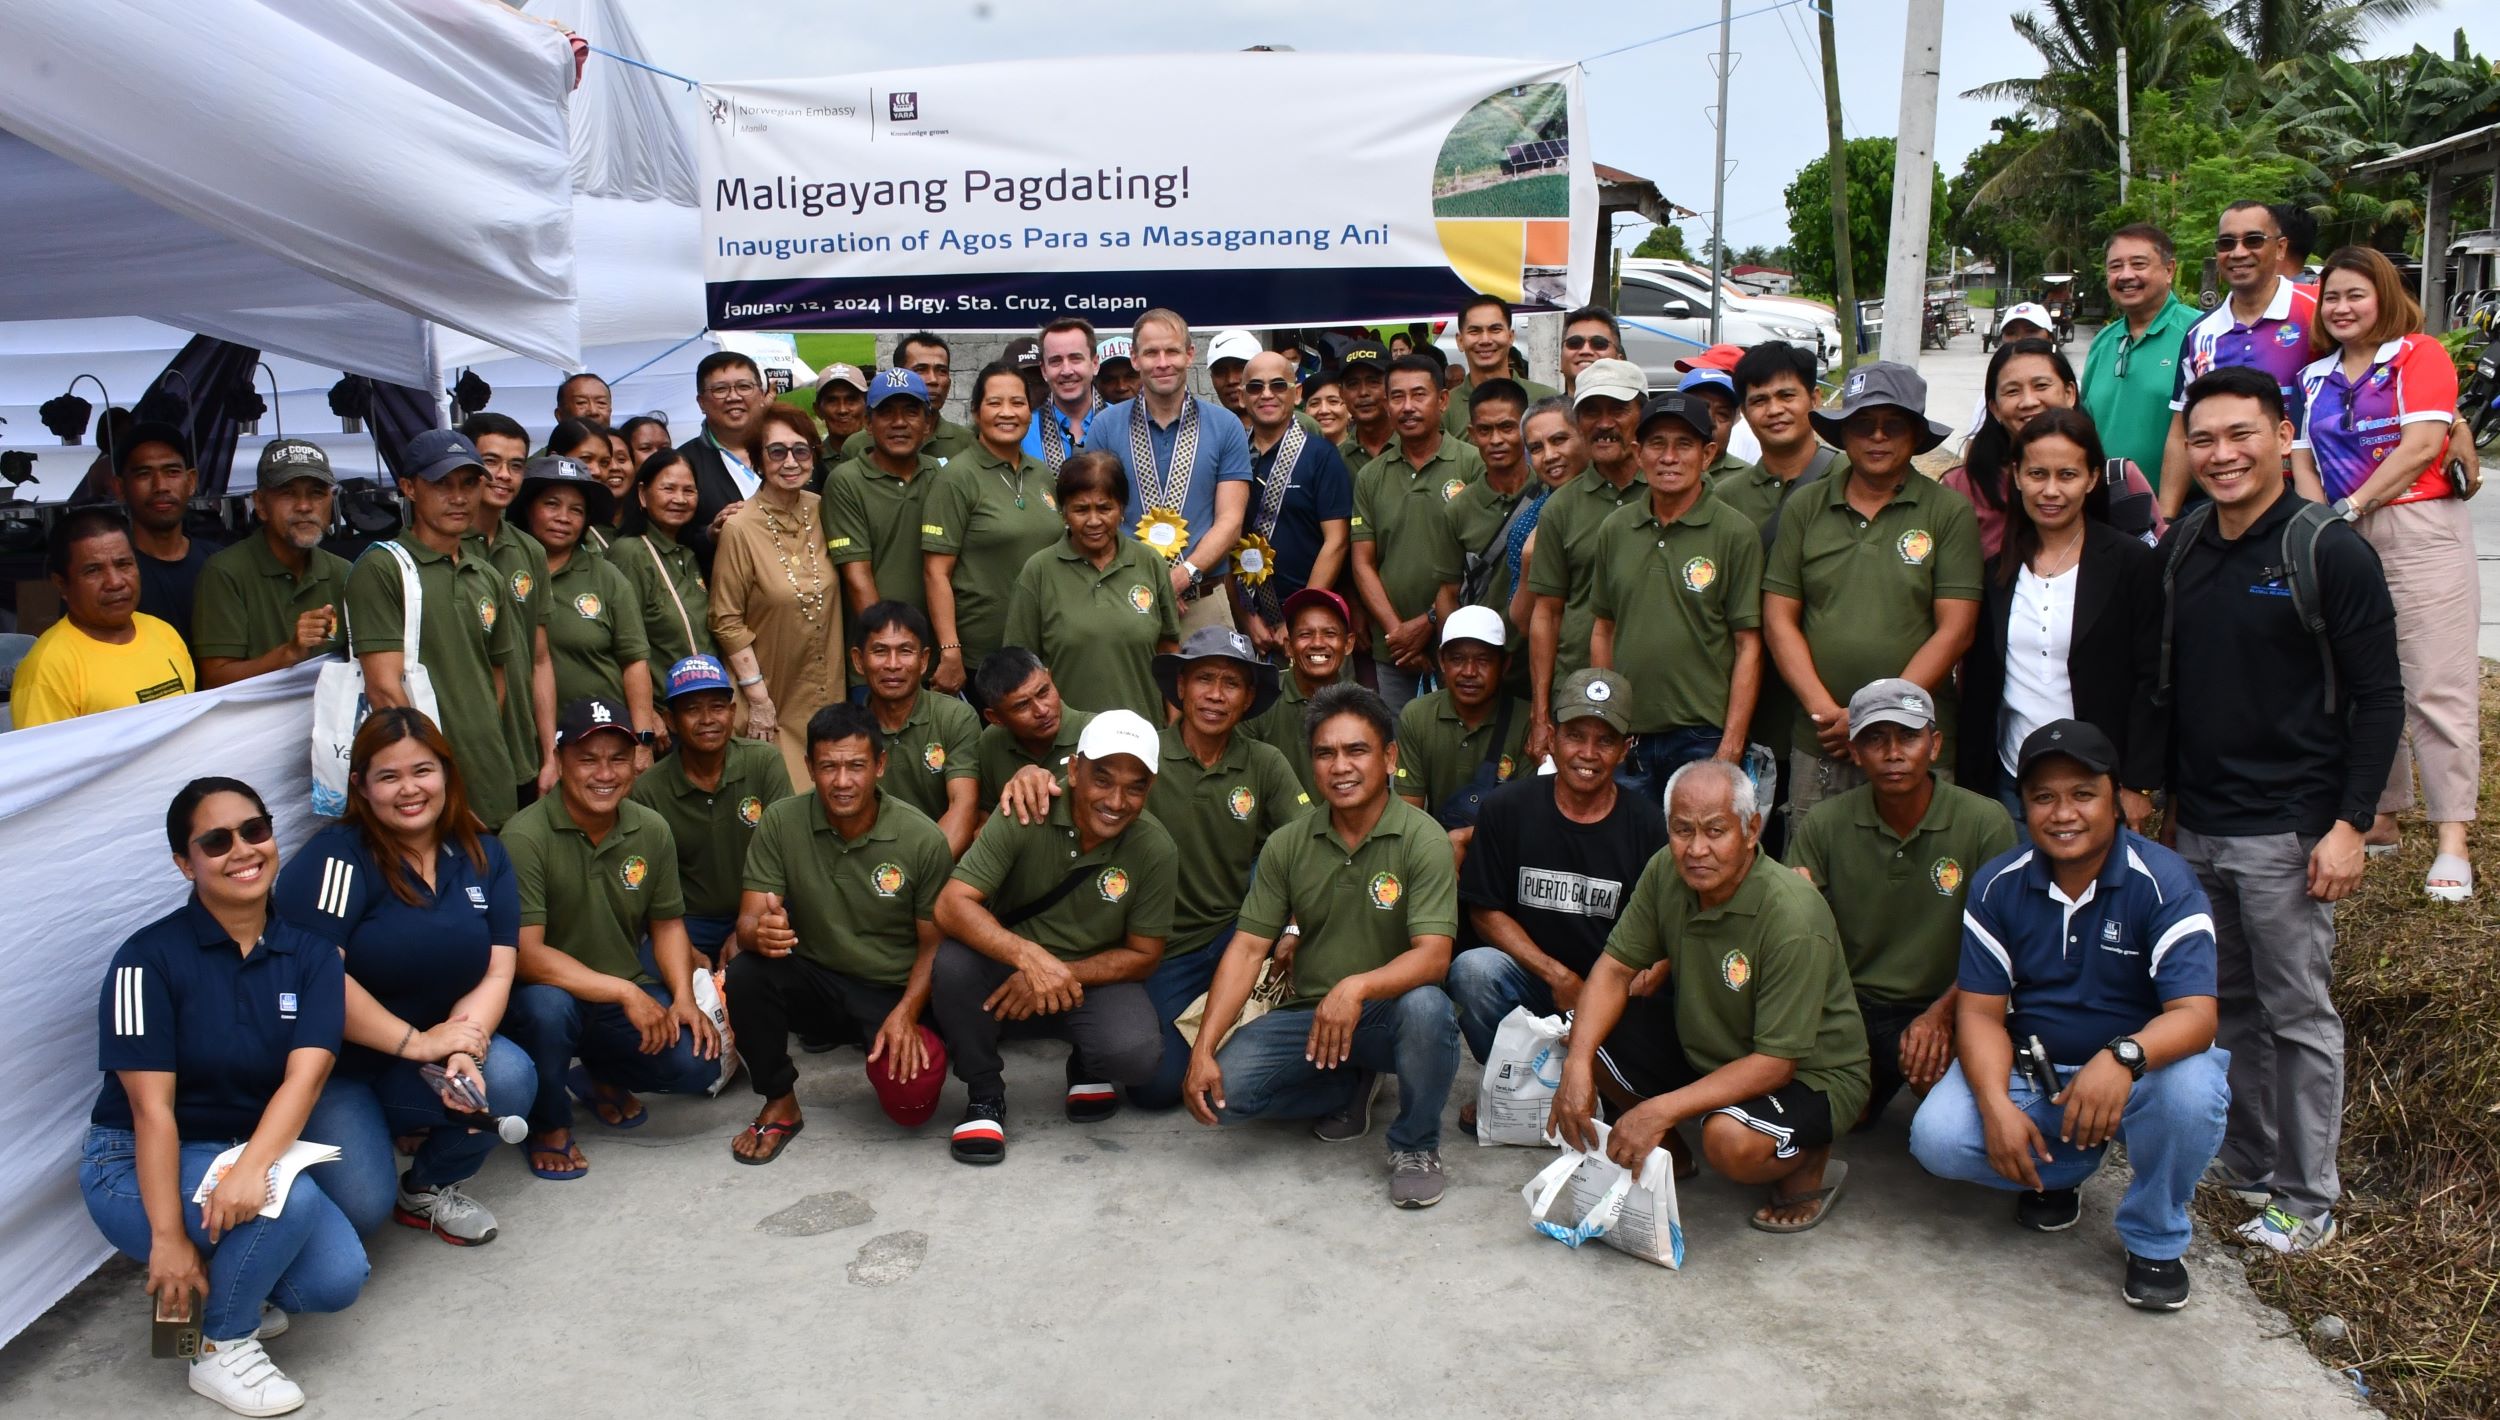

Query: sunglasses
left=761, top=443, right=814, bottom=464
left=192, top=815, right=275, bottom=858
left=1563, top=334, right=1615, bottom=351
left=1243, top=378, right=1296, bottom=395
left=2213, top=232, right=2277, bottom=253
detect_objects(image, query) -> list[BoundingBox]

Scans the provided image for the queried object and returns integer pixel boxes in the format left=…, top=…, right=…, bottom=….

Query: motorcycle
left=2452, top=331, right=2496, bottom=499
left=2040, top=273, right=2077, bottom=346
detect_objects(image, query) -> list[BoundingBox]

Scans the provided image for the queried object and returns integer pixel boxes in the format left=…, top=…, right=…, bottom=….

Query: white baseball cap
left=1999, top=301, right=2054, bottom=332
left=1207, top=330, right=1262, bottom=367
left=1440, top=604, right=1507, bottom=650
left=1572, top=357, right=1647, bottom=408
left=1075, top=708, right=1161, bottom=772
left=1096, top=334, right=1134, bottom=366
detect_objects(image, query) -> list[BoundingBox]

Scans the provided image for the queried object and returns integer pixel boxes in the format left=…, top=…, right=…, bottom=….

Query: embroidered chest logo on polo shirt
left=921, top=742, right=946, bottom=773
left=1096, top=867, right=1131, bottom=902
left=1498, top=754, right=1516, bottom=779
left=477, top=597, right=498, bottom=631
left=1126, top=585, right=1154, bottom=614
left=737, top=796, right=764, bottom=827
left=1896, top=530, right=1933, bottom=565
left=620, top=856, right=649, bottom=890
left=2275, top=323, right=2304, bottom=347
left=1227, top=786, right=1256, bottom=820
left=466, top=885, right=488, bottom=909
left=1440, top=478, right=1467, bottom=502
left=1930, top=858, right=1964, bottom=895
left=1681, top=556, right=1718, bottom=593
left=871, top=862, right=906, bottom=897
left=573, top=593, right=603, bottom=619
left=1721, top=949, right=1751, bottom=991
left=510, top=570, right=534, bottom=602
left=1042, top=491, right=1058, bottom=511
left=1367, top=872, right=1402, bottom=909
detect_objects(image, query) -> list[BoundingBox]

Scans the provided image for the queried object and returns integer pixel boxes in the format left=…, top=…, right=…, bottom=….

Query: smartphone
left=151, top=1287, right=200, bottom=1360
left=2024, top=1034, right=2064, bottom=1101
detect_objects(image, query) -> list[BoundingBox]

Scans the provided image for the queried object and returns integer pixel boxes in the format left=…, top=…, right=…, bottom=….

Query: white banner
left=0, top=662, right=323, bottom=1348
left=695, top=53, right=1594, bottom=332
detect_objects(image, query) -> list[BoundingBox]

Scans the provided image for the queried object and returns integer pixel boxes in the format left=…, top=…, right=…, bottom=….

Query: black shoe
left=2123, top=1252, right=2191, bottom=1311
left=797, top=1035, right=839, bottom=1054
left=1311, top=1070, right=1381, bottom=1143
left=2016, top=1187, right=2082, bottom=1232
left=1065, top=1056, right=1120, bottom=1125
left=950, top=1100, right=1006, bottom=1165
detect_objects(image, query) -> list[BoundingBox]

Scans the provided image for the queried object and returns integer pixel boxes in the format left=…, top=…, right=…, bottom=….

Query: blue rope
left=1582, top=0, right=1817, bottom=64
left=583, top=41, right=700, bottom=90
left=610, top=331, right=709, bottom=385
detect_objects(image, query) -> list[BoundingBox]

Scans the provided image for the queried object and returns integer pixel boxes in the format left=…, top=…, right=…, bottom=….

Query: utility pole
left=1876, top=0, right=1944, bottom=365
left=2115, top=46, right=2133, bottom=203
left=1819, top=0, right=1857, bottom=373
left=1708, top=0, right=1735, bottom=343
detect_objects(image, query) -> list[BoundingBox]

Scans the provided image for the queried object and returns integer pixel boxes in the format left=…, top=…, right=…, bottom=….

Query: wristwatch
left=636, top=730, right=656, bottom=747
left=2105, top=1035, right=2147, bottom=1081
left=1180, top=558, right=1205, bottom=587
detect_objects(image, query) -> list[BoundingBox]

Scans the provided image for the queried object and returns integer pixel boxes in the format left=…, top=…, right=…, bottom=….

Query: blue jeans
left=637, top=916, right=735, bottom=977
left=1996, top=782, right=2032, bottom=846
left=1131, top=927, right=1230, bottom=1110
left=1619, top=726, right=1723, bottom=808
left=1448, top=946, right=1551, bottom=1063
left=1908, top=1048, right=2231, bottom=1259
left=1212, top=986, right=1460, bottom=1152
left=79, top=1126, right=368, bottom=1340
left=503, top=982, right=721, bottom=1132
left=301, top=1038, right=537, bottom=1235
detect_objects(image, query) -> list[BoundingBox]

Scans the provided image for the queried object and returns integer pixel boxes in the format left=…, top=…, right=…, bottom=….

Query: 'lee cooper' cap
left=663, top=654, right=733, bottom=703
left=1638, top=393, right=1717, bottom=443
left=1848, top=677, right=1938, bottom=735
left=869, top=367, right=931, bottom=408
left=255, top=438, right=336, bottom=491
left=1439, top=604, right=1506, bottom=651
left=1572, top=358, right=1648, bottom=408
left=1552, top=667, right=1631, bottom=734
left=556, top=695, right=638, bottom=747
left=401, top=428, right=486, bottom=484
left=2016, top=718, right=2119, bottom=780
left=1075, top=708, right=1161, bottom=772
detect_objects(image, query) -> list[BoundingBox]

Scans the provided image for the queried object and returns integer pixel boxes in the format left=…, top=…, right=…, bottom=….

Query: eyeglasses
left=2213, top=232, right=2276, bottom=253
left=192, top=815, right=274, bottom=858
left=1243, top=378, right=1296, bottom=395
left=703, top=381, right=761, bottom=399
left=761, top=442, right=813, bottom=464
left=1563, top=334, right=1615, bottom=351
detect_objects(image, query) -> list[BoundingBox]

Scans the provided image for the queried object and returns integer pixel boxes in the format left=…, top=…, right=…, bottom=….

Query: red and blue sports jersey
left=2168, top=277, right=2319, bottom=427
left=2291, top=333, right=2457, bottom=505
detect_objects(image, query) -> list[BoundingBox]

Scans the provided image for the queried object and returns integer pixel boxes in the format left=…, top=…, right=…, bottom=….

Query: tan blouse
left=708, top=491, right=842, bottom=787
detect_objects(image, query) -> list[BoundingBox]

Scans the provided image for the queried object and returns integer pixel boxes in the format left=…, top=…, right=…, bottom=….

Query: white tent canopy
left=0, top=0, right=583, bottom=385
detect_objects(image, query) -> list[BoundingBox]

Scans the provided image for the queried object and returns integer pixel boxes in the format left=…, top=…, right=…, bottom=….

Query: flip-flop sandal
left=1748, top=1159, right=1849, bottom=1234
left=2425, top=853, right=2473, bottom=903
left=1457, top=1104, right=1478, bottom=1137
left=2364, top=842, right=2399, bottom=858
left=568, top=1065, right=647, bottom=1129
left=731, top=1117, right=804, bottom=1166
left=525, top=1133, right=588, bottom=1180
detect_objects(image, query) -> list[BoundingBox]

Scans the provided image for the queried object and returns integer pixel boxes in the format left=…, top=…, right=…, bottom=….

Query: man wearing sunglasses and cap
left=192, top=439, right=351, bottom=688
left=1762, top=361, right=1982, bottom=834
left=1523, top=358, right=1649, bottom=757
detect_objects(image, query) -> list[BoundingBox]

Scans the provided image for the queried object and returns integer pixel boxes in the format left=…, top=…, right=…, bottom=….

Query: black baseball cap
left=1338, top=339, right=1391, bottom=376
left=1637, top=393, right=1716, bottom=443
left=555, top=696, right=638, bottom=748
left=2015, top=719, right=2119, bottom=781
left=114, top=421, right=193, bottom=476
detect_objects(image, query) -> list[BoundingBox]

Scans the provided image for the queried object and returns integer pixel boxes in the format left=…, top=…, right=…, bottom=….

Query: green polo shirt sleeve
left=1724, top=515, right=1766, bottom=628
left=917, top=462, right=976, bottom=556
left=1123, top=822, right=1178, bottom=942
left=1348, top=455, right=1384, bottom=546
left=1000, top=555, right=1045, bottom=655
left=1236, top=831, right=1299, bottom=941
left=1747, top=887, right=1847, bottom=1063
left=642, top=819, right=688, bottom=922
left=508, top=808, right=554, bottom=929
left=487, top=572, right=522, bottom=668
left=936, top=693, right=981, bottom=784
left=1761, top=494, right=1809, bottom=601
left=1398, top=817, right=1461, bottom=939
left=1789, top=801, right=1837, bottom=887
left=188, top=550, right=254, bottom=659
left=604, top=559, right=651, bottom=667
left=344, top=547, right=411, bottom=653
left=1928, top=486, right=1984, bottom=602
left=951, top=810, right=1026, bottom=900
left=742, top=797, right=796, bottom=899
left=1603, top=848, right=1679, bottom=972
left=823, top=461, right=875, bottom=566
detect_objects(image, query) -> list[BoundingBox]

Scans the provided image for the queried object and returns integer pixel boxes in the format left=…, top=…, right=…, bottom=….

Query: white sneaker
left=394, top=1176, right=499, bottom=1246
left=189, top=1336, right=305, bottom=1417
left=2236, top=1206, right=2339, bottom=1255
left=252, top=1304, right=287, bottom=1339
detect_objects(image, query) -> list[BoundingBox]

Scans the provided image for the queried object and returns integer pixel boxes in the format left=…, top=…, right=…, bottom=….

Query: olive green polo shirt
left=468, top=517, right=553, bottom=785
left=1338, top=432, right=1398, bottom=473
left=871, top=688, right=981, bottom=824
left=823, top=451, right=944, bottom=611
left=1709, top=453, right=1848, bottom=550
left=1587, top=491, right=1764, bottom=733
left=842, top=414, right=976, bottom=465
left=1393, top=688, right=1529, bottom=809
left=1604, top=850, right=1869, bottom=1124
left=1522, top=468, right=1645, bottom=682
left=1146, top=722, right=1309, bottom=951
left=1000, top=535, right=1182, bottom=722
left=1350, top=436, right=1481, bottom=658
left=744, top=790, right=952, bottom=984
left=919, top=445, right=1064, bottom=668
left=542, top=551, right=650, bottom=711
left=1790, top=778, right=2016, bottom=1007
left=1442, top=376, right=1561, bottom=438
left=608, top=528, right=715, bottom=702
left=1244, top=669, right=1348, bottom=800
left=975, top=708, right=1094, bottom=802
left=1237, top=796, right=1459, bottom=1008
left=190, top=531, right=351, bottom=663
left=626, top=738, right=796, bottom=920
left=1762, top=471, right=1983, bottom=752
left=1444, top=469, right=1535, bottom=609
left=504, top=792, right=686, bottom=985
left=346, top=534, right=522, bottom=827
left=951, top=796, right=1177, bottom=960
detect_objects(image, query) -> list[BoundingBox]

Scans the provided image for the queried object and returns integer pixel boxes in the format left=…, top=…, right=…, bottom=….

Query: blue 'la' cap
left=664, top=654, right=733, bottom=703
left=869, top=367, right=931, bottom=408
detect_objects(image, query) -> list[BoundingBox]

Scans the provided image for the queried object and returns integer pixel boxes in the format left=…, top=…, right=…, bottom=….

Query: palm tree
left=2218, top=0, right=2439, bottom=71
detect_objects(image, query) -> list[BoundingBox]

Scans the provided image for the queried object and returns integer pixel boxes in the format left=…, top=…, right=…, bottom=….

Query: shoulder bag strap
left=379, top=539, right=424, bottom=673
left=1479, top=695, right=1518, bottom=775
left=996, top=863, right=1096, bottom=930
left=639, top=536, right=698, bottom=653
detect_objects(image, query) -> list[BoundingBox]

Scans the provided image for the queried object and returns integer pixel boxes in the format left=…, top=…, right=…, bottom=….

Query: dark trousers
left=1619, top=725, right=1724, bottom=808
left=504, top=981, right=720, bottom=1131
left=1131, top=928, right=1230, bottom=1109
left=725, top=951, right=908, bottom=1101
left=928, top=939, right=1161, bottom=1103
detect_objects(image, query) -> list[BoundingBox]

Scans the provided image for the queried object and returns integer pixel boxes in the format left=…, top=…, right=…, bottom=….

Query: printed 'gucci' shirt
left=2291, top=333, right=2459, bottom=505
left=502, top=792, right=685, bottom=986
left=1788, top=777, right=2017, bottom=1007
left=628, top=738, right=797, bottom=920
left=1236, top=796, right=1460, bottom=1008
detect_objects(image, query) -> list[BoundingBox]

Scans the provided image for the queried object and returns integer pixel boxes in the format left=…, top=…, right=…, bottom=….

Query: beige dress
left=708, top=492, right=842, bottom=787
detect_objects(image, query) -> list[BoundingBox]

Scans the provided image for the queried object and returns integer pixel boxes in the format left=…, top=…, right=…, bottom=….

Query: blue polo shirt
left=1100, top=396, right=1253, bottom=544
left=2168, top=276, right=2318, bottom=428
left=92, top=899, right=346, bottom=1141
left=1022, top=399, right=1106, bottom=465
left=1957, top=829, right=2216, bottom=1067
left=273, top=823, right=518, bottom=1076
left=1251, top=431, right=1354, bottom=603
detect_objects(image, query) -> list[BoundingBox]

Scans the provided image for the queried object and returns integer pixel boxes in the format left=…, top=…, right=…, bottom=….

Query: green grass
left=1433, top=83, right=1569, bottom=184
left=1433, top=173, right=1569, bottom=220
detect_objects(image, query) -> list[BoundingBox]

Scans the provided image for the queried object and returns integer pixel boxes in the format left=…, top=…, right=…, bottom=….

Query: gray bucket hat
left=1808, top=360, right=1953, bottom=454
left=1154, top=625, right=1281, bottom=717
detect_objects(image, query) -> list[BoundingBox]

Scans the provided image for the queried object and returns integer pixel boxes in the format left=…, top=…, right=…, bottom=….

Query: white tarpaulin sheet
left=0, top=664, right=324, bottom=1348
left=695, top=53, right=1594, bottom=331
left=0, top=0, right=582, bottom=381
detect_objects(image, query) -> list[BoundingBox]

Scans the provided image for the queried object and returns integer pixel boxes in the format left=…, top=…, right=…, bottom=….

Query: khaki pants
left=1787, top=749, right=1954, bottom=835
left=2358, top=497, right=2481, bottom=823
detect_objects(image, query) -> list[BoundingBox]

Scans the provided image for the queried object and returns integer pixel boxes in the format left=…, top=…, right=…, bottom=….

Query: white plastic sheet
left=0, top=663, right=325, bottom=1347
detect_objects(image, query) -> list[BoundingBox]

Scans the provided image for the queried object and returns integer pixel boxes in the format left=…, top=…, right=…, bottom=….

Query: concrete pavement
left=0, top=1041, right=2366, bottom=1419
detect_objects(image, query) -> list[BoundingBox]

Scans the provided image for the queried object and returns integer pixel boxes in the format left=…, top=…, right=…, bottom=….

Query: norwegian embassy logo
left=705, top=95, right=732, bottom=126
left=888, top=92, right=919, bottom=122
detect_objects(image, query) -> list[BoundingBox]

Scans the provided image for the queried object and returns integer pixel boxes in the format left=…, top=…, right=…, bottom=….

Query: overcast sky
left=620, top=0, right=2476, bottom=256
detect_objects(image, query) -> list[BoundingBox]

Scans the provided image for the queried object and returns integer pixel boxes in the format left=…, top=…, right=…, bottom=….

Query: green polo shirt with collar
left=1237, top=795, right=1458, bottom=1008
left=190, top=531, right=351, bottom=664
left=1001, top=534, right=1182, bottom=722
left=1443, top=468, right=1536, bottom=608
left=467, top=516, right=553, bottom=787
left=743, top=790, right=953, bottom=984
left=1522, top=467, right=1644, bottom=682
left=1393, top=688, right=1529, bottom=809
left=1761, top=471, right=1983, bottom=752
left=1147, top=722, right=1309, bottom=952
left=976, top=708, right=1095, bottom=803
left=919, top=444, right=1063, bottom=669
left=841, top=414, right=976, bottom=464
left=1244, top=669, right=1348, bottom=800
left=951, top=796, right=1177, bottom=960
left=871, top=688, right=982, bottom=825
left=1442, top=376, right=1562, bottom=438
left=1790, top=778, right=2017, bottom=1006
left=823, top=451, right=945, bottom=612
left=607, top=527, right=715, bottom=704
left=346, top=533, right=522, bottom=827
left=626, top=738, right=797, bottom=920
left=2081, top=293, right=2195, bottom=482
left=1587, top=491, right=1764, bottom=734
left=1338, top=432, right=1398, bottom=474
left=1604, top=850, right=1869, bottom=1124
left=503, top=792, right=686, bottom=986
left=1710, top=451, right=1848, bottom=548
left=541, top=551, right=650, bottom=711
left=1350, top=436, right=1481, bottom=659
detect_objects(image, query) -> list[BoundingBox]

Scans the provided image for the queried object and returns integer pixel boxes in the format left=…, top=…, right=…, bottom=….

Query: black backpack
left=2154, top=499, right=2341, bottom=713
left=2102, top=459, right=2157, bottom=540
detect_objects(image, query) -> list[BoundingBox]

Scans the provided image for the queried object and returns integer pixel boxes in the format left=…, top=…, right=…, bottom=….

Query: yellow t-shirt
left=11, top=613, right=194, bottom=728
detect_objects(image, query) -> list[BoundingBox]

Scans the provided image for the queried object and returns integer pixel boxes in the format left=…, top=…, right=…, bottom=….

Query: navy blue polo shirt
left=273, top=823, right=517, bottom=1076
left=92, top=899, right=346, bottom=1141
left=1252, top=431, right=1354, bottom=604
left=1957, top=829, right=2217, bottom=1066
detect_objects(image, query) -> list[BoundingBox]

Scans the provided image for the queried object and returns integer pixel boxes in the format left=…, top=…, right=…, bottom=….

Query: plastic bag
left=1475, top=1006, right=1568, bottom=1147
left=1521, top=1119, right=1683, bottom=1269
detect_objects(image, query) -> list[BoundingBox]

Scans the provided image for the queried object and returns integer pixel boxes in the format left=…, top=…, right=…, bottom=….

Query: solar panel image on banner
left=1499, top=138, right=1568, bottom=174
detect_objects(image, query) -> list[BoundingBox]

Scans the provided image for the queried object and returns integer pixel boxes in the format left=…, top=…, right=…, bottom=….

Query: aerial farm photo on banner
left=696, top=52, right=1595, bottom=331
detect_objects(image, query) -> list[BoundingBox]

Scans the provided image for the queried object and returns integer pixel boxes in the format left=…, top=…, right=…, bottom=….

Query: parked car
left=1625, top=259, right=1844, bottom=365
left=1615, top=269, right=1833, bottom=392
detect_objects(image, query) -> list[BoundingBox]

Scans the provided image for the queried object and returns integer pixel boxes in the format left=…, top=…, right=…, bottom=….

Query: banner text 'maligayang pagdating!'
left=713, top=166, right=1196, bottom=218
